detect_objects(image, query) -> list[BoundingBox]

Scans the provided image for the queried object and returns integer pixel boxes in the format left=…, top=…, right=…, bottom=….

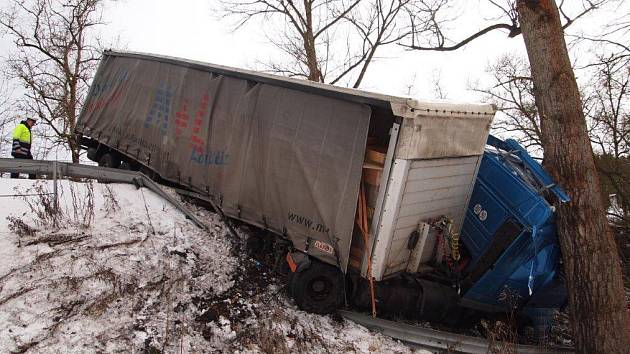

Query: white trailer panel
left=370, top=155, right=482, bottom=280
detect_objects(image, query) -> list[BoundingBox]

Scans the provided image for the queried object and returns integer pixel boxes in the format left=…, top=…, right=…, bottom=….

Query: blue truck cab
left=460, top=135, right=569, bottom=333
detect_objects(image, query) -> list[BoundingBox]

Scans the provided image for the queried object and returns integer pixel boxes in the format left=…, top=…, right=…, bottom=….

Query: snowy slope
left=0, top=178, right=425, bottom=353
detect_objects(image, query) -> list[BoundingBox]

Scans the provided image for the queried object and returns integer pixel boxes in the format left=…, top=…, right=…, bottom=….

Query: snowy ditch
left=0, top=178, right=421, bottom=353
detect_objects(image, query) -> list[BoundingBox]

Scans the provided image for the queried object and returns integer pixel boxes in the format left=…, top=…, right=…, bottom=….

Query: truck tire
left=289, top=260, right=344, bottom=314
left=98, top=153, right=120, bottom=169
left=120, top=161, right=140, bottom=171
left=87, top=147, right=99, bottom=161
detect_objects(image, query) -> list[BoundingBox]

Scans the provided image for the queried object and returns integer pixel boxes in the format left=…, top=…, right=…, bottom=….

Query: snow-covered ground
left=0, top=178, right=424, bottom=353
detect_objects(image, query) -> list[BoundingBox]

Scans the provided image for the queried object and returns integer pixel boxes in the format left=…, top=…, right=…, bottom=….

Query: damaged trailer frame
left=76, top=50, right=566, bottom=332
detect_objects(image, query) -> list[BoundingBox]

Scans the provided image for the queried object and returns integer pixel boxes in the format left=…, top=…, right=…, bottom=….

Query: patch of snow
left=0, top=179, right=236, bottom=352
left=0, top=178, right=427, bottom=353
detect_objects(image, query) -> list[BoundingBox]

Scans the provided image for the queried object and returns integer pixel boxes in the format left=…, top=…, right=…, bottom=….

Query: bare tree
left=404, top=0, right=607, bottom=51
left=403, top=0, right=630, bottom=351
left=588, top=55, right=630, bottom=225
left=588, top=57, right=629, bottom=158
left=511, top=4, right=630, bottom=350
left=0, top=0, right=106, bottom=163
left=430, top=69, right=447, bottom=99
left=217, top=0, right=445, bottom=87
left=477, top=51, right=630, bottom=210
left=475, top=8, right=630, bottom=217
left=574, top=3, right=630, bottom=229
left=573, top=2, right=629, bottom=70
left=0, top=80, right=14, bottom=158
left=474, top=53, right=599, bottom=154
left=478, top=50, right=630, bottom=284
left=472, top=55, right=542, bottom=151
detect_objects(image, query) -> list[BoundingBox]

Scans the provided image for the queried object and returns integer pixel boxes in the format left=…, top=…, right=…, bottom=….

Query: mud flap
left=286, top=251, right=311, bottom=273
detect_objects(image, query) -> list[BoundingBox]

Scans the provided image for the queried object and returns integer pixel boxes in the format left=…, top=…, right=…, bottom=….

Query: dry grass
left=483, top=319, right=518, bottom=354
left=6, top=216, right=37, bottom=238
left=102, top=184, right=120, bottom=215
left=10, top=181, right=96, bottom=236
left=483, top=287, right=522, bottom=354
left=17, top=182, right=63, bottom=228
left=67, top=180, right=95, bottom=228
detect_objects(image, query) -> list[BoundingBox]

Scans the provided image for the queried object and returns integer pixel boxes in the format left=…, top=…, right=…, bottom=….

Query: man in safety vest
left=10, top=117, right=37, bottom=179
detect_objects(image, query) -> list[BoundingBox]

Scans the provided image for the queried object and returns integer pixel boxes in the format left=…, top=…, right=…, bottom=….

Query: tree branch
left=402, top=22, right=519, bottom=51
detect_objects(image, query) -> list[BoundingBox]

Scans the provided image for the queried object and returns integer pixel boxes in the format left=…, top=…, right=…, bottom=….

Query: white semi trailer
left=77, top=50, right=502, bottom=319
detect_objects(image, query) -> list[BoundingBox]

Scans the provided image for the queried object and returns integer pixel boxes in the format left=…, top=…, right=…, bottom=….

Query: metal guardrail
left=0, top=158, right=207, bottom=230
left=339, top=310, right=574, bottom=354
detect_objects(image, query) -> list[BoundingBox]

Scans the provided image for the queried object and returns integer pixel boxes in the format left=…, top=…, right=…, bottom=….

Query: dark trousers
left=10, top=155, right=36, bottom=179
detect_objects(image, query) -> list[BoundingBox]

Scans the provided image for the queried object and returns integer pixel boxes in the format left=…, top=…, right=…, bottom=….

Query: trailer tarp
left=78, top=54, right=371, bottom=270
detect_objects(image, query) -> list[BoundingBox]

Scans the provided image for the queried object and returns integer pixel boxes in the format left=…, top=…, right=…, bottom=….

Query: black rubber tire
left=87, top=147, right=99, bottom=161
left=98, top=153, right=120, bottom=168
left=290, top=260, right=344, bottom=314
left=121, top=160, right=141, bottom=171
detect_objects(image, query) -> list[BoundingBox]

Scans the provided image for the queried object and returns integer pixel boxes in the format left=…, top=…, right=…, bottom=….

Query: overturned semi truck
left=76, top=50, right=568, bottom=333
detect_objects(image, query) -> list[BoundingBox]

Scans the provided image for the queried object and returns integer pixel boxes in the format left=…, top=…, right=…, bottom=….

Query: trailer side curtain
left=78, top=55, right=371, bottom=271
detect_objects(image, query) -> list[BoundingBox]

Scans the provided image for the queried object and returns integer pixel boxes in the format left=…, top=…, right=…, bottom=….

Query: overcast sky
left=99, top=0, right=529, bottom=102
left=1, top=0, right=623, bottom=102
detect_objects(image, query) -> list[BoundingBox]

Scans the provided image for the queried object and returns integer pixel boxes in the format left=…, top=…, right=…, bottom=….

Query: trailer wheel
left=87, top=147, right=99, bottom=161
left=98, top=153, right=120, bottom=168
left=290, top=260, right=344, bottom=314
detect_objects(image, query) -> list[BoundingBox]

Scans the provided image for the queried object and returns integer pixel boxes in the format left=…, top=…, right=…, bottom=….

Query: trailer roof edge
left=103, top=50, right=496, bottom=118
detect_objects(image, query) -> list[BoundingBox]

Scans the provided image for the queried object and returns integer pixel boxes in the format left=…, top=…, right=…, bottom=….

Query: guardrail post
left=52, top=161, right=59, bottom=211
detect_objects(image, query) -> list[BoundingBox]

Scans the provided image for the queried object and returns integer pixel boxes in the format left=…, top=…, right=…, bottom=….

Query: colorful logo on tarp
left=191, top=148, right=229, bottom=166
left=174, top=93, right=228, bottom=166
left=85, top=71, right=129, bottom=113
left=144, top=82, right=173, bottom=136
left=174, top=99, right=191, bottom=138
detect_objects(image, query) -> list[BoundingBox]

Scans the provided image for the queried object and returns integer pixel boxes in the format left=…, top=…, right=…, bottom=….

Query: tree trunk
left=303, top=0, right=322, bottom=82
left=67, top=135, right=80, bottom=163
left=303, top=32, right=322, bottom=82
left=517, top=1, right=630, bottom=352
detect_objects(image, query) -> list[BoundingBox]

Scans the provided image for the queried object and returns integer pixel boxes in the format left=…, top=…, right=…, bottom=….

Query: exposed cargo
left=77, top=51, right=567, bottom=335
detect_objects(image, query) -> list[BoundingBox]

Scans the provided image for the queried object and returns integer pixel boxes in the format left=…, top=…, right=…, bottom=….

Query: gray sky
left=2, top=0, right=621, bottom=103
left=101, top=0, right=528, bottom=102
left=98, top=0, right=626, bottom=101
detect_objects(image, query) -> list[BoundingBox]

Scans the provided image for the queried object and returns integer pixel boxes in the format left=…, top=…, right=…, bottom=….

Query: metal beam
left=0, top=158, right=207, bottom=230
left=339, top=310, right=574, bottom=354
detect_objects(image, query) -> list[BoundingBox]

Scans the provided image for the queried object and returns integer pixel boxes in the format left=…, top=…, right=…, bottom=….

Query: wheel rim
left=307, top=276, right=333, bottom=301
left=99, top=156, right=112, bottom=167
